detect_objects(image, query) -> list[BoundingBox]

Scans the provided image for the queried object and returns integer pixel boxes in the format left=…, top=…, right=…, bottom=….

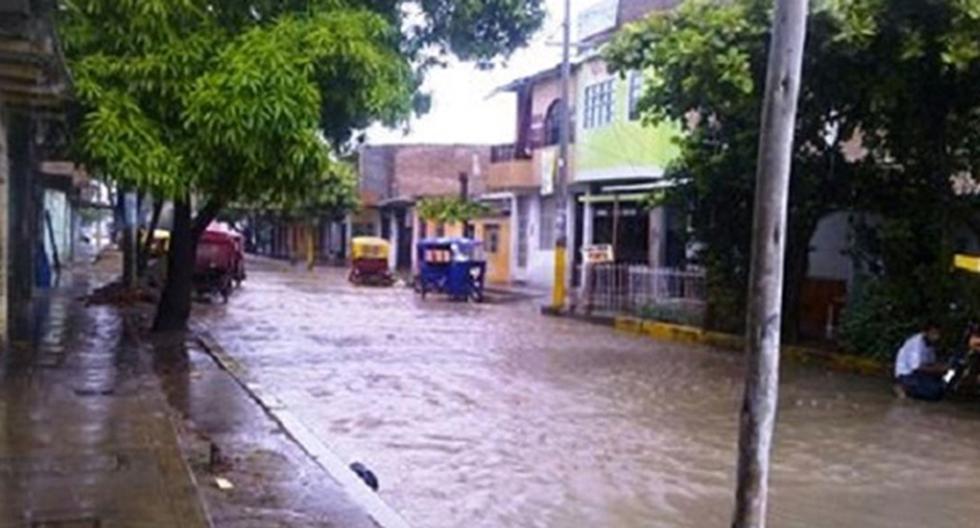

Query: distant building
left=355, top=143, right=507, bottom=278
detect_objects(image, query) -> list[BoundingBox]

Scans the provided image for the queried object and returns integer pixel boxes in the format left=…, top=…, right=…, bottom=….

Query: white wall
left=511, top=192, right=575, bottom=289
left=808, top=211, right=853, bottom=282
left=43, top=189, right=71, bottom=268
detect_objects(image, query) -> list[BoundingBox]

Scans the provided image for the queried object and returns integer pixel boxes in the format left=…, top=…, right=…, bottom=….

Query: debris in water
left=350, top=461, right=379, bottom=491
left=215, top=477, right=234, bottom=490
left=208, top=442, right=227, bottom=472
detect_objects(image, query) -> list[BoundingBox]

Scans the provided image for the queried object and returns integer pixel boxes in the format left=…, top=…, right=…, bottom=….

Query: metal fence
left=579, top=264, right=707, bottom=324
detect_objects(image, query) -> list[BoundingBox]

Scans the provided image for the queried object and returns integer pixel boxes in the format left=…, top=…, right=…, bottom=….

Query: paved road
left=197, top=258, right=980, bottom=528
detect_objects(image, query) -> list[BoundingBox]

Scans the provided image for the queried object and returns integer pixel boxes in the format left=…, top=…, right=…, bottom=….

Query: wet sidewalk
left=0, top=263, right=389, bottom=528
left=0, top=268, right=210, bottom=527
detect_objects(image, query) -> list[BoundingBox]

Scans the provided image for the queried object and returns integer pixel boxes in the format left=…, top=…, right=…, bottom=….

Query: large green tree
left=828, top=0, right=980, bottom=357
left=61, top=0, right=544, bottom=331
left=608, top=0, right=980, bottom=345
left=607, top=0, right=867, bottom=337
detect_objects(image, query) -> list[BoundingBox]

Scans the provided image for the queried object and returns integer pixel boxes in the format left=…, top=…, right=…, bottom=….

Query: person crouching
left=894, top=321, right=947, bottom=401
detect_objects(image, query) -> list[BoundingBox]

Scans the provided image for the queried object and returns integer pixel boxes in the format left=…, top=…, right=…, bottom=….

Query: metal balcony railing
left=490, top=144, right=518, bottom=163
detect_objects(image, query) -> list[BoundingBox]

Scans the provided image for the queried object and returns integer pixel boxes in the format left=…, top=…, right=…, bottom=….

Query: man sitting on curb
left=894, top=321, right=947, bottom=401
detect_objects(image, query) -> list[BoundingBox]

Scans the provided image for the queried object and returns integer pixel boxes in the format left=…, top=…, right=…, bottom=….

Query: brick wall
left=390, top=145, right=491, bottom=199
left=358, top=145, right=395, bottom=206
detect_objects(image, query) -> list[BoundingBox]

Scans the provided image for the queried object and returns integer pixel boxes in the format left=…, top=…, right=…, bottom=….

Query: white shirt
left=894, top=332, right=936, bottom=378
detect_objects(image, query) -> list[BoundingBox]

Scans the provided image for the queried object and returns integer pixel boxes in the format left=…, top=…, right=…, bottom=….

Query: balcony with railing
left=487, top=143, right=537, bottom=191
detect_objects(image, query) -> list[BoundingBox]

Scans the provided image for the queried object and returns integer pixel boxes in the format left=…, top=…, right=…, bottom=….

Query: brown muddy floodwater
left=198, top=259, right=980, bottom=528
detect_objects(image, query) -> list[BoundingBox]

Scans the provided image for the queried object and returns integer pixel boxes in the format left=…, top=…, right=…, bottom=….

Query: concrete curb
left=194, top=332, right=412, bottom=528
left=550, top=312, right=889, bottom=377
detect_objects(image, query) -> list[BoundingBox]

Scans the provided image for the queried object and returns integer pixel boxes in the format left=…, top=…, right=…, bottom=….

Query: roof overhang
left=492, top=55, right=590, bottom=95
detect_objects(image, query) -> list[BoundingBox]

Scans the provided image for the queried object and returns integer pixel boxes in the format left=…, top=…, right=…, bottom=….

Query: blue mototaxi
left=415, top=237, right=486, bottom=302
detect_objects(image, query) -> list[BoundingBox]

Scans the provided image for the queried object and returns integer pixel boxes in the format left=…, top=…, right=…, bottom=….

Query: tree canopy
left=62, top=0, right=544, bottom=207
left=607, top=0, right=980, bottom=351
left=416, top=196, right=491, bottom=224
left=60, top=0, right=544, bottom=329
left=607, top=0, right=868, bottom=334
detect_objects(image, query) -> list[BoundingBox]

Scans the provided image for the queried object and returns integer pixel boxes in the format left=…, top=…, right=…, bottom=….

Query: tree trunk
left=138, top=198, right=164, bottom=277
left=152, top=197, right=222, bottom=332
left=731, top=1, right=808, bottom=527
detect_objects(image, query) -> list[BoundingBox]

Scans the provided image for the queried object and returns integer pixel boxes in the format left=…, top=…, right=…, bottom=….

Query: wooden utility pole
left=551, top=0, right=571, bottom=310
left=731, top=1, right=809, bottom=527
left=0, top=111, right=8, bottom=347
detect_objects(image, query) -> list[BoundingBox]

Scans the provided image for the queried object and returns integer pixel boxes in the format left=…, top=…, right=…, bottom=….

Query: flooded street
left=198, top=259, right=980, bottom=528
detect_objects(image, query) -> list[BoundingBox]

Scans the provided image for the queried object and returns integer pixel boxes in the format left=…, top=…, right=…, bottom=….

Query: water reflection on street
left=198, top=259, right=980, bottom=528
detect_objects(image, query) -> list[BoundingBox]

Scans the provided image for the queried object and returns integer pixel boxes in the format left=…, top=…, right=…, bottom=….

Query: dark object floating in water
left=350, top=461, right=379, bottom=491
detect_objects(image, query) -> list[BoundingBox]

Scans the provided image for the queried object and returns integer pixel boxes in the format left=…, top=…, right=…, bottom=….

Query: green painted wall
left=574, top=65, right=681, bottom=179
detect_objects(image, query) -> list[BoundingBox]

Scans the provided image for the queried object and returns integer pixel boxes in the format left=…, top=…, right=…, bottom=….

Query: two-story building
left=487, top=0, right=682, bottom=291
left=572, top=0, right=684, bottom=277
left=489, top=63, right=577, bottom=289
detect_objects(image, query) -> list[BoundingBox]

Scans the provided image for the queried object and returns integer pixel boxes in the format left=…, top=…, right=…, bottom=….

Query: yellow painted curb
left=613, top=316, right=889, bottom=377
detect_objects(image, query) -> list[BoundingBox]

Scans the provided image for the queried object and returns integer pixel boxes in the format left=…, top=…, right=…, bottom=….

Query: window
left=628, top=71, right=644, bottom=121
left=544, top=100, right=561, bottom=146
left=538, top=196, right=556, bottom=249
left=583, top=79, right=614, bottom=129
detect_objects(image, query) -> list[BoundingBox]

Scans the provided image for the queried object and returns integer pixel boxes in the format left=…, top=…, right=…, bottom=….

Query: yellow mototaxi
left=955, top=254, right=980, bottom=274
left=349, top=236, right=394, bottom=286
left=136, top=228, right=171, bottom=257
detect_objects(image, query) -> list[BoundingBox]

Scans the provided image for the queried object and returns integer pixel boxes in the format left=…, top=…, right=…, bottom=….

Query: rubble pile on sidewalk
left=82, top=280, right=158, bottom=306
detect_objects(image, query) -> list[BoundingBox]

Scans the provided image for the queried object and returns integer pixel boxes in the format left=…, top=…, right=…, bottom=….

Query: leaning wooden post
left=731, top=0, right=809, bottom=527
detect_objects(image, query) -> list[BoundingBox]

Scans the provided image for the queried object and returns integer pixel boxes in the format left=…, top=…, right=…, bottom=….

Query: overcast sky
left=365, top=0, right=596, bottom=146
